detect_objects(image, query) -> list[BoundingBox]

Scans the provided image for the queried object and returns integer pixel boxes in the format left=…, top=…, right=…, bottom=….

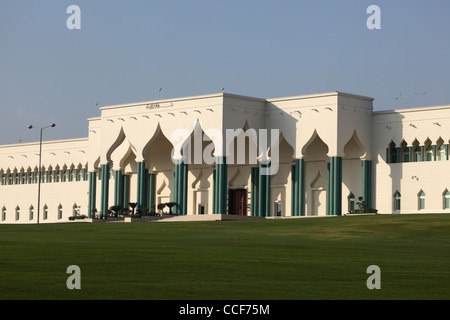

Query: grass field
left=1, top=214, right=450, bottom=300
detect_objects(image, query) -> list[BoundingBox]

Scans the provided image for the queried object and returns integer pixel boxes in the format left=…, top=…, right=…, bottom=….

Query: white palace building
left=1, top=91, right=450, bottom=224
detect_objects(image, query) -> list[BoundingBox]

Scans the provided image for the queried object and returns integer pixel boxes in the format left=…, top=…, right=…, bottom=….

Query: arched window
left=348, top=193, right=355, bottom=212
left=426, top=146, right=433, bottom=161
left=415, top=147, right=422, bottom=162
left=15, top=206, right=20, bottom=221
left=403, top=147, right=410, bottom=163
left=58, top=204, right=63, bottom=220
left=43, top=205, right=48, bottom=220
left=444, top=190, right=450, bottom=210
left=29, top=206, right=34, bottom=221
left=439, top=145, right=447, bottom=161
left=418, top=191, right=425, bottom=210
left=389, top=142, right=398, bottom=163
left=2, top=206, right=6, bottom=221
left=394, top=191, right=401, bottom=211
left=73, top=203, right=79, bottom=217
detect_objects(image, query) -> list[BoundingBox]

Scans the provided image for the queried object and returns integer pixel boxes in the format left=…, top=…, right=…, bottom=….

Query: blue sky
left=1, top=0, right=450, bottom=145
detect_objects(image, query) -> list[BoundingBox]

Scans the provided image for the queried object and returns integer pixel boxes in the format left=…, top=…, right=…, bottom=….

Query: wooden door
left=228, top=189, right=248, bottom=216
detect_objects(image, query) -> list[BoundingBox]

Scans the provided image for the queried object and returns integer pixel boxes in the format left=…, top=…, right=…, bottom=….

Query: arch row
left=387, top=137, right=449, bottom=163
left=0, top=163, right=89, bottom=186
left=1, top=202, right=81, bottom=222
left=391, top=189, right=450, bottom=212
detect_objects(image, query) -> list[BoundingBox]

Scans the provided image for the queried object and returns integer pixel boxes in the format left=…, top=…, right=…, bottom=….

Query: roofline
left=373, top=104, right=450, bottom=115
left=0, top=137, right=89, bottom=150
left=267, top=91, right=374, bottom=103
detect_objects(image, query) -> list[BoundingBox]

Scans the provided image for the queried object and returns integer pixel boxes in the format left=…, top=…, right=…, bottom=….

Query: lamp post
left=28, top=123, right=56, bottom=224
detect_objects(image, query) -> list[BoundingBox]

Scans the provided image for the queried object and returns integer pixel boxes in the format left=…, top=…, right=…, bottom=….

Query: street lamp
left=28, top=123, right=56, bottom=224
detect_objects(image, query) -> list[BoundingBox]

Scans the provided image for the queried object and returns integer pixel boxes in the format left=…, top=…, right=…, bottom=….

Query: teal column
left=100, top=164, right=110, bottom=218
left=294, top=159, right=305, bottom=216
left=328, top=157, right=342, bottom=216
left=251, top=167, right=259, bottom=217
left=88, top=172, right=97, bottom=218
left=183, top=162, right=188, bottom=215
left=291, top=164, right=296, bottom=217
left=174, top=160, right=181, bottom=215
left=122, top=175, right=130, bottom=212
left=362, top=160, right=372, bottom=210
left=174, top=160, right=188, bottom=215
left=137, top=162, right=148, bottom=210
left=326, top=162, right=331, bottom=215
left=214, top=157, right=227, bottom=214
left=212, top=169, right=217, bottom=214
left=114, top=170, right=124, bottom=208
left=259, top=161, right=271, bottom=217
left=148, top=173, right=156, bottom=213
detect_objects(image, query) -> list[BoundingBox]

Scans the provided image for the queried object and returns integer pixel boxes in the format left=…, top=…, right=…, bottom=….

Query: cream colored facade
left=1, top=91, right=449, bottom=224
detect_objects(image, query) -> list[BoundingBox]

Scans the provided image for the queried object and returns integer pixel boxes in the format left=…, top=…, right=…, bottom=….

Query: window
left=418, top=191, right=425, bottom=210
left=390, top=148, right=398, bottom=163
left=1, top=174, right=6, bottom=185
left=426, top=146, right=433, bottom=161
left=58, top=205, right=63, bottom=220
left=73, top=203, right=79, bottom=217
left=439, top=145, right=447, bottom=161
left=43, top=205, right=48, bottom=220
left=403, top=147, right=410, bottom=163
left=29, top=206, right=34, bottom=221
left=415, top=147, right=422, bottom=162
left=348, top=193, right=355, bottom=212
left=2, top=207, right=6, bottom=221
left=444, top=190, right=450, bottom=210
left=15, top=206, right=20, bottom=221
left=394, top=191, right=401, bottom=211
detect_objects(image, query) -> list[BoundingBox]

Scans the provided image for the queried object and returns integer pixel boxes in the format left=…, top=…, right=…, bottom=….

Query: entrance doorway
left=311, top=190, right=326, bottom=216
left=228, top=188, right=248, bottom=216
left=274, top=201, right=282, bottom=217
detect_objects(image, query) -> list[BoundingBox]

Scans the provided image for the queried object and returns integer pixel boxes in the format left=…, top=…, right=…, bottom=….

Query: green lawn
left=1, top=214, right=450, bottom=300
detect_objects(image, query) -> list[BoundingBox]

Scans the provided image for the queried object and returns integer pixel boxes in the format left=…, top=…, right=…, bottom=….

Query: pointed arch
left=104, top=126, right=127, bottom=165
left=343, top=130, right=367, bottom=160
left=393, top=190, right=401, bottom=211
left=302, top=130, right=329, bottom=161
left=443, top=189, right=450, bottom=210
left=157, top=177, right=168, bottom=195
left=418, top=189, right=426, bottom=210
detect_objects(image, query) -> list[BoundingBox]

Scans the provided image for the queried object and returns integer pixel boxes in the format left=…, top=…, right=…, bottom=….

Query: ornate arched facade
left=1, top=91, right=450, bottom=223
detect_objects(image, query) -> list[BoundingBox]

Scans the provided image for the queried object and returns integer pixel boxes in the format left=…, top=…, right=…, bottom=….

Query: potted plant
left=157, top=203, right=166, bottom=215
left=165, top=202, right=177, bottom=215
left=128, top=202, right=137, bottom=216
